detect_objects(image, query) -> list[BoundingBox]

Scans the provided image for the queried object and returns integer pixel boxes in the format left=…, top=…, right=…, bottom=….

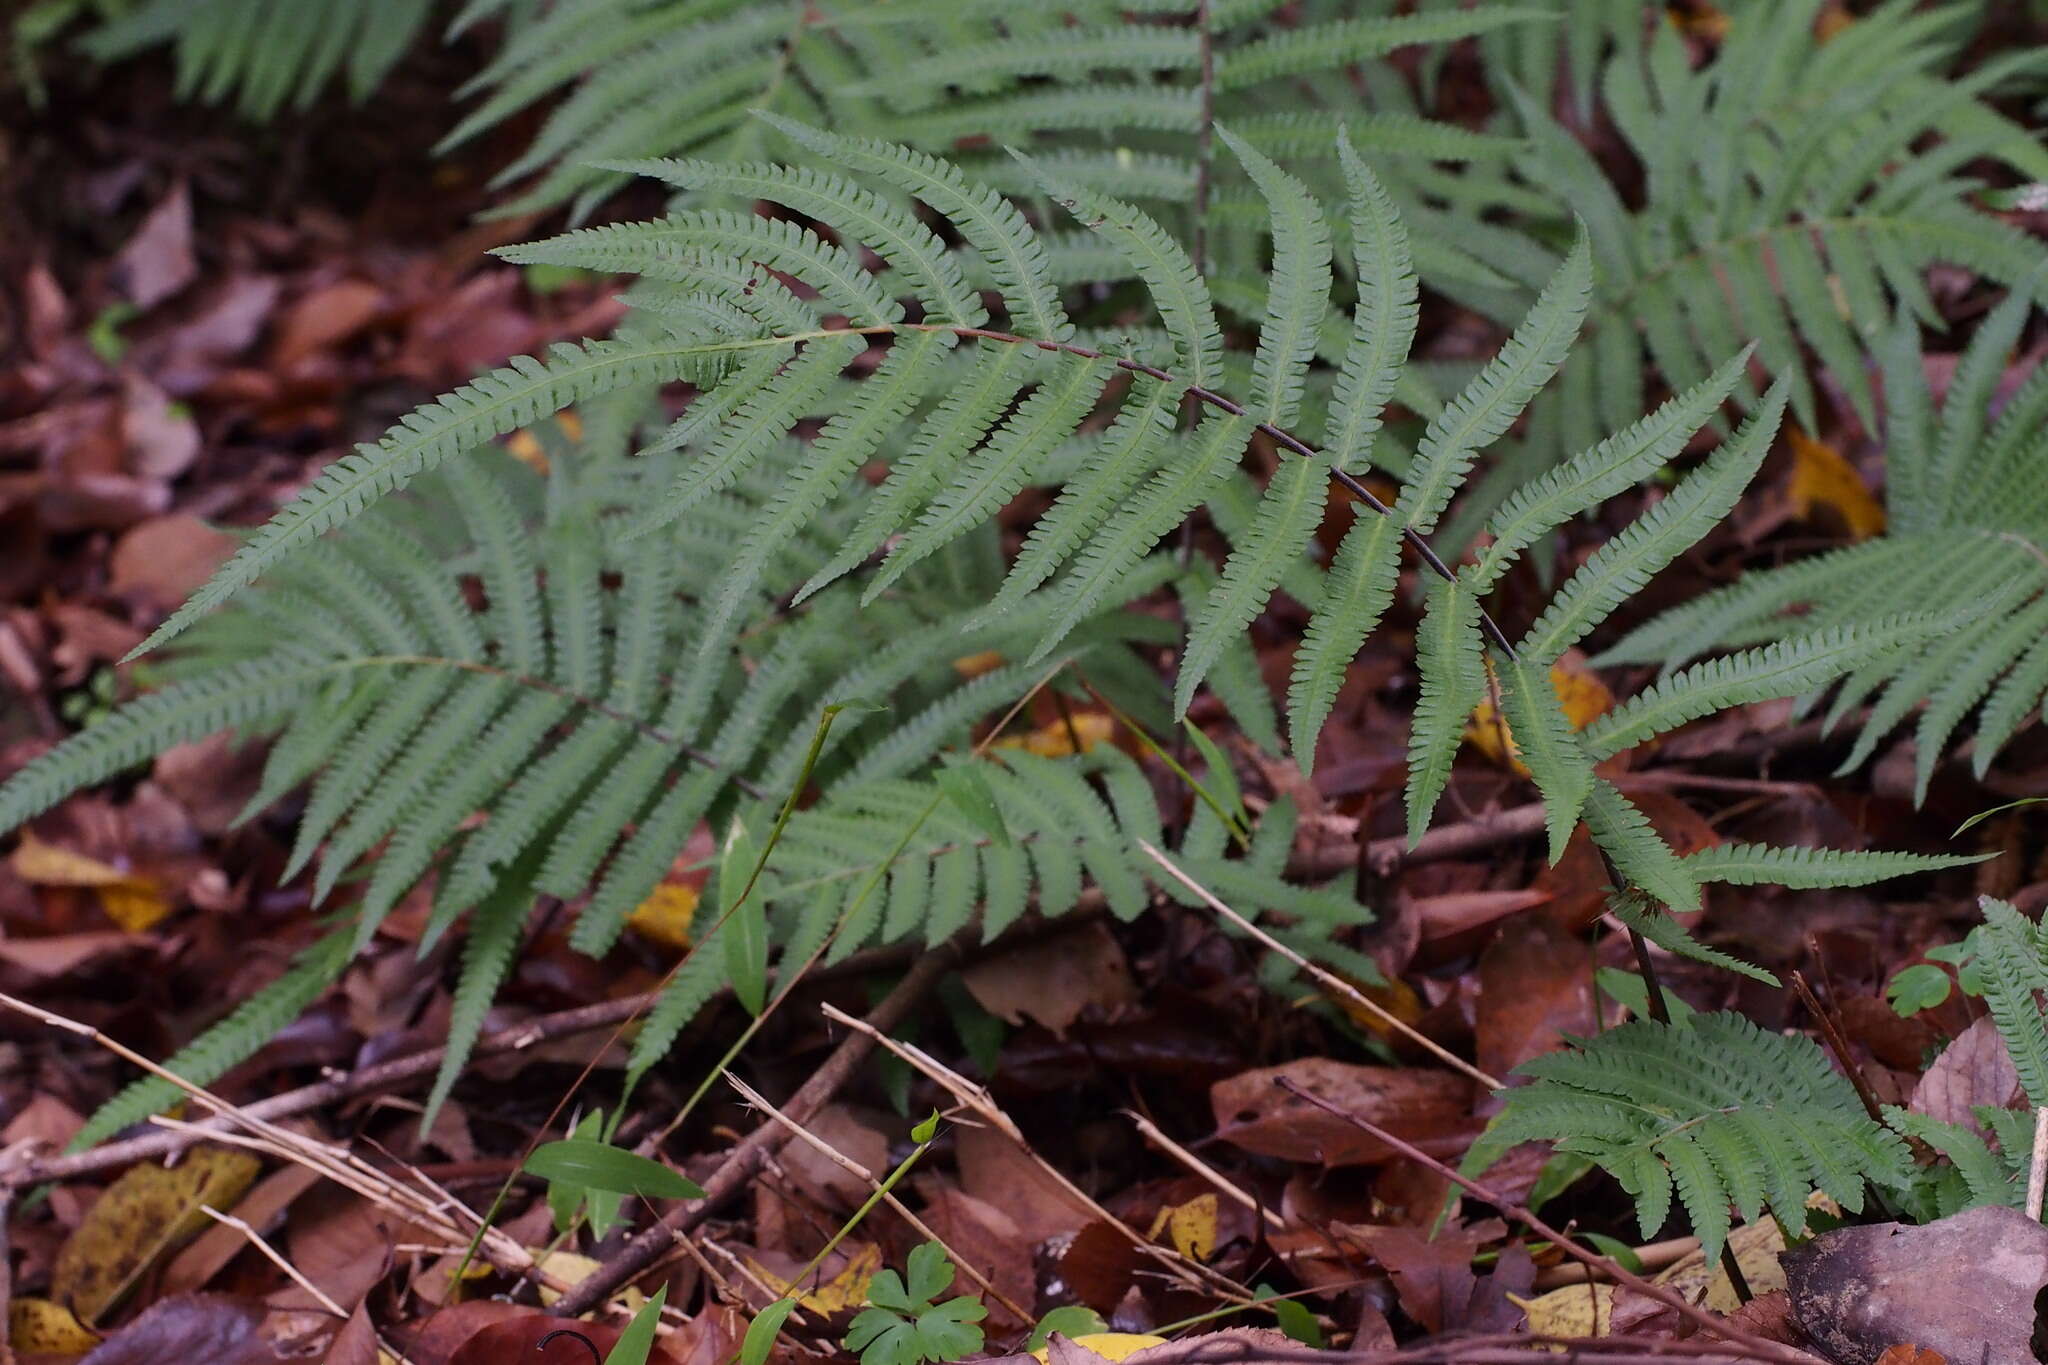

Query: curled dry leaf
left=1210, top=1058, right=1475, bottom=1166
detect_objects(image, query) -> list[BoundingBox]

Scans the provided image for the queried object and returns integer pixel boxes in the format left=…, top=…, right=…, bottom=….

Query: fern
left=1601, top=288, right=2048, bottom=797
left=1433, top=0, right=2048, bottom=554
left=1468, top=1013, right=1916, bottom=1265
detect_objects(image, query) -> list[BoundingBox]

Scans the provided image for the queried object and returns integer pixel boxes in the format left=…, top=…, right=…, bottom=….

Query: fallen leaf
left=446, top=1314, right=681, bottom=1365
left=749, top=1242, right=881, bottom=1313
left=109, top=515, right=237, bottom=614
left=534, top=1251, right=648, bottom=1312
left=956, top=1124, right=1094, bottom=1244
left=119, top=373, right=200, bottom=480
left=1465, top=656, right=1613, bottom=772
left=1210, top=1058, right=1475, bottom=1167
left=76, top=1294, right=289, bottom=1365
left=923, top=1187, right=1036, bottom=1327
left=1785, top=1206, right=2047, bottom=1364
left=1509, top=1282, right=1613, bottom=1337
left=952, top=649, right=1006, bottom=680
left=1654, top=1217, right=1788, bottom=1312
left=1909, top=1015, right=2021, bottom=1137
left=272, top=280, right=387, bottom=369
left=1476, top=916, right=1596, bottom=1080
left=1348, top=1220, right=1502, bottom=1334
left=10, top=1297, right=101, bottom=1353
left=996, top=711, right=1113, bottom=757
left=52, top=1145, right=262, bottom=1323
left=961, top=920, right=1136, bottom=1038
left=1788, top=425, right=1885, bottom=539
left=111, top=183, right=196, bottom=309
left=627, top=881, right=700, bottom=952
left=1874, top=1348, right=1946, bottom=1365
left=1329, top=972, right=1425, bottom=1043
left=1145, top=1193, right=1217, bottom=1262
left=321, top=1303, right=381, bottom=1365
left=12, top=831, right=173, bottom=932
left=1033, top=1333, right=1167, bottom=1364
left=161, top=1164, right=322, bottom=1297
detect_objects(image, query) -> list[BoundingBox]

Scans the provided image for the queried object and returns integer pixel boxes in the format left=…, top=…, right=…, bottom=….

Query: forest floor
left=3, top=31, right=2047, bottom=1365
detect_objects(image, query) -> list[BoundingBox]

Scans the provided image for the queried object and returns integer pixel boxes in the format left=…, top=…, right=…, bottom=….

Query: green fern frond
left=1469, top=1012, right=1915, bottom=1264
left=1682, top=844, right=1989, bottom=889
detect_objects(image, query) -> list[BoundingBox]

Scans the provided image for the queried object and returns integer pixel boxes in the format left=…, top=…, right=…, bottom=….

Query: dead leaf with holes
left=51, top=1145, right=261, bottom=1323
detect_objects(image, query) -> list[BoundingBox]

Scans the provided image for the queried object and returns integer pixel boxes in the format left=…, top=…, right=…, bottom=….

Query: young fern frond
left=1468, top=1013, right=1916, bottom=1266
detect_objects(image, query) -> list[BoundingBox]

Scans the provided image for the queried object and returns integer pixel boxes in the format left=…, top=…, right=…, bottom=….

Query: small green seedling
left=843, top=1242, right=987, bottom=1365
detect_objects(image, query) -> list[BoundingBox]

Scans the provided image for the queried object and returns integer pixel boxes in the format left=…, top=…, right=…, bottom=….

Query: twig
left=2029, top=1105, right=2048, bottom=1222
left=1271, top=1077, right=1820, bottom=1363
left=546, top=941, right=964, bottom=1318
left=726, top=1072, right=1034, bottom=1322
left=818, top=1001, right=1252, bottom=1305
left=1139, top=841, right=1505, bottom=1091
left=1124, top=1110, right=1282, bottom=1229
left=200, top=1203, right=348, bottom=1318
left=1788, top=972, right=1886, bottom=1126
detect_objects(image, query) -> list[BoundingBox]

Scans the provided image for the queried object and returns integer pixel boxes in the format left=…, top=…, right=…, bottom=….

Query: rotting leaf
left=1210, top=1058, right=1475, bottom=1167
left=627, top=882, right=699, bottom=952
left=1464, top=656, right=1613, bottom=773
left=1507, top=1282, right=1613, bottom=1338
left=52, top=1144, right=261, bottom=1324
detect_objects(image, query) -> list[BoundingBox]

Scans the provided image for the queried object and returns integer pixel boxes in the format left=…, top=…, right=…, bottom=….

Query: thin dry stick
left=2029, top=1106, right=2048, bottom=1222
left=1124, top=1110, right=1282, bottom=1230
left=1271, top=1077, right=1820, bottom=1364
left=817, top=1001, right=1253, bottom=1305
left=547, top=941, right=963, bottom=1318
left=1788, top=972, right=1887, bottom=1126
left=200, top=1203, right=348, bottom=1318
left=1137, top=841, right=1505, bottom=1092
left=0, top=992, right=550, bottom=1290
left=725, top=1073, right=1033, bottom=1322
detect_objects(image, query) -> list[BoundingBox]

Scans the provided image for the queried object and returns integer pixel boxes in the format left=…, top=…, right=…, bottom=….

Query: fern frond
left=1682, top=844, right=1989, bottom=889
left=1976, top=897, right=2048, bottom=1108
left=1468, top=1013, right=1914, bottom=1264
left=1405, top=577, right=1487, bottom=845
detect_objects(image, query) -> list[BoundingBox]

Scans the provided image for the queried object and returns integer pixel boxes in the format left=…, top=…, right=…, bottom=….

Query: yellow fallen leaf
left=505, top=408, right=583, bottom=473
left=1666, top=2, right=1729, bottom=40
left=1146, top=1192, right=1218, bottom=1262
left=1653, top=1218, right=1786, bottom=1313
left=1031, top=1334, right=1168, bottom=1364
left=12, top=832, right=174, bottom=932
left=10, top=1297, right=101, bottom=1353
left=952, top=649, right=1006, bottom=680
left=1329, top=973, right=1423, bottom=1043
left=1788, top=425, right=1885, bottom=540
left=1509, top=1282, right=1613, bottom=1338
left=1466, top=660, right=1614, bottom=773
left=627, top=881, right=699, bottom=952
left=996, top=711, right=1114, bottom=758
left=52, top=1144, right=261, bottom=1324
left=750, top=1242, right=882, bottom=1313
left=537, top=1250, right=647, bottom=1312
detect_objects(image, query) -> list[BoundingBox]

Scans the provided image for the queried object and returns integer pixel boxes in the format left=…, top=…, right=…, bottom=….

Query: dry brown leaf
left=955, top=1124, right=1093, bottom=1244
left=1874, top=1348, right=1946, bottom=1365
left=161, top=1164, right=322, bottom=1297
left=1787, top=425, right=1885, bottom=540
left=1909, top=1015, right=2021, bottom=1136
left=272, top=280, right=387, bottom=369
left=320, top=1303, right=381, bottom=1365
left=1475, top=916, right=1596, bottom=1080
left=1210, top=1057, right=1475, bottom=1167
left=52, top=1145, right=262, bottom=1323
left=111, top=183, right=196, bottom=309
left=109, top=515, right=237, bottom=614
left=961, top=920, right=1136, bottom=1038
